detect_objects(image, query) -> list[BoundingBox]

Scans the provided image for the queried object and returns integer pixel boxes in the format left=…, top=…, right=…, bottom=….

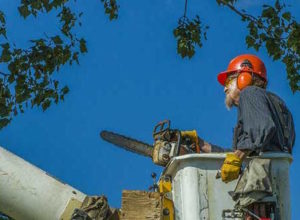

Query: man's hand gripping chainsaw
left=100, top=120, right=200, bottom=166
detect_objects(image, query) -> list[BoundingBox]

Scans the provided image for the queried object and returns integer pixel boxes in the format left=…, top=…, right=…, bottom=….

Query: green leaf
left=0, top=118, right=11, bottom=129
left=42, top=99, right=51, bottom=111
left=52, top=36, right=63, bottom=44
left=1, top=43, right=9, bottom=49
left=1, top=45, right=11, bottom=62
left=248, top=21, right=258, bottom=38
left=102, top=0, right=119, bottom=21
left=259, top=33, right=267, bottom=41
left=0, top=11, right=5, bottom=24
left=18, top=5, right=31, bottom=18
left=282, top=12, right=291, bottom=21
left=287, top=26, right=300, bottom=54
left=245, top=36, right=255, bottom=48
left=61, top=86, right=69, bottom=95
left=79, top=38, right=87, bottom=53
left=262, top=7, right=275, bottom=19
left=72, top=52, right=79, bottom=64
left=0, top=27, right=7, bottom=38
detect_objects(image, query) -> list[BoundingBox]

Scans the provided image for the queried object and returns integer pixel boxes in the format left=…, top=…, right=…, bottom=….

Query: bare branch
left=0, top=71, right=9, bottom=77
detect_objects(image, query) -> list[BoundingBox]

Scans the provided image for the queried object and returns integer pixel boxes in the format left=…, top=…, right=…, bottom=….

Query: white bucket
left=163, top=153, right=292, bottom=220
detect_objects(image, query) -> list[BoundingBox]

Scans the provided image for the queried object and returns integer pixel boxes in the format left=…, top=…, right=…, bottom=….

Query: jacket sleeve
left=236, top=87, right=276, bottom=152
left=210, top=144, right=232, bottom=152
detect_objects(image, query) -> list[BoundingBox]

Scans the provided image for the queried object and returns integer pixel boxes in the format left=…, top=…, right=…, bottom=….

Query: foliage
left=0, top=0, right=299, bottom=130
left=173, top=0, right=208, bottom=58
left=173, top=16, right=208, bottom=59
left=101, top=0, right=119, bottom=20
left=174, top=0, right=299, bottom=92
left=0, top=0, right=89, bottom=129
left=217, top=0, right=300, bottom=92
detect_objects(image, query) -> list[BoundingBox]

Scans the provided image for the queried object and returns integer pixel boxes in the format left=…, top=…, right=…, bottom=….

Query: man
left=153, top=54, right=294, bottom=218
left=199, top=54, right=294, bottom=177
left=185, top=54, right=295, bottom=219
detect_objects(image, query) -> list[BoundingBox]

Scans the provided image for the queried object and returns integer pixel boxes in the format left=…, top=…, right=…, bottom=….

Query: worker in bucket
left=183, top=54, right=295, bottom=219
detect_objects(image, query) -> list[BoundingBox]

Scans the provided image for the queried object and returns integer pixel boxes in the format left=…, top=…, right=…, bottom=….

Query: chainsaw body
left=152, top=120, right=199, bottom=166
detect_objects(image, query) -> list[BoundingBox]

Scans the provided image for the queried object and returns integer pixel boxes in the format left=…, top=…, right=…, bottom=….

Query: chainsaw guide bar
left=100, top=130, right=154, bottom=158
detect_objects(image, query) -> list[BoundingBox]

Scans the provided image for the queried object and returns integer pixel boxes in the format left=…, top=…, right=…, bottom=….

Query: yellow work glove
left=221, top=153, right=242, bottom=183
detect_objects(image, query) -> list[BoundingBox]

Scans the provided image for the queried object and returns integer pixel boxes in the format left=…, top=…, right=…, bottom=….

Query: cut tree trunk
left=120, top=190, right=161, bottom=220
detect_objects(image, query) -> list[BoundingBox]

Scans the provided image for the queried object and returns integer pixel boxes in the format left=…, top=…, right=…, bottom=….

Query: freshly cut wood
left=120, top=190, right=161, bottom=220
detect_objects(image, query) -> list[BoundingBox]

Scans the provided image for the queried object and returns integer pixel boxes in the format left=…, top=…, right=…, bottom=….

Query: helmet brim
left=217, top=71, right=235, bottom=86
left=218, top=70, right=267, bottom=86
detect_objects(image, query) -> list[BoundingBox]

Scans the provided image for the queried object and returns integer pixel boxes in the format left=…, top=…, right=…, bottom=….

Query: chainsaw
left=100, top=120, right=200, bottom=166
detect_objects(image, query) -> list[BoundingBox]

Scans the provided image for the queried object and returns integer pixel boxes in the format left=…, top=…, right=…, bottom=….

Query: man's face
left=224, top=77, right=240, bottom=110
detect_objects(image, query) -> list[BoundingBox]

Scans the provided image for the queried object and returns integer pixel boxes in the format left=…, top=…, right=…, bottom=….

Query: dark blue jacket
left=212, top=86, right=295, bottom=154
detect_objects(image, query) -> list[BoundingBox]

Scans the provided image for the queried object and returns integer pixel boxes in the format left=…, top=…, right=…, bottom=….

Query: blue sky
left=0, top=0, right=299, bottom=218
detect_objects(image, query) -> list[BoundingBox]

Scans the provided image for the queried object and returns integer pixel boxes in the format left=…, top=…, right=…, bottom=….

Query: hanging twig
left=184, top=0, right=188, bottom=17
left=0, top=71, right=9, bottom=77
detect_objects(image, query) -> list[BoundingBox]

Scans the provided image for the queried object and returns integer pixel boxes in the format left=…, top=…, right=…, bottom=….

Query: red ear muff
left=237, top=72, right=252, bottom=90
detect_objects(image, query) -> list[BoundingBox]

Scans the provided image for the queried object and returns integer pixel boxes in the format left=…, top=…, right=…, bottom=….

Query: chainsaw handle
left=153, top=120, right=170, bottom=138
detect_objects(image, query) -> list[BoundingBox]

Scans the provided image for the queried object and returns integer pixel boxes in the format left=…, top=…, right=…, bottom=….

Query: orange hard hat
left=217, top=54, right=267, bottom=86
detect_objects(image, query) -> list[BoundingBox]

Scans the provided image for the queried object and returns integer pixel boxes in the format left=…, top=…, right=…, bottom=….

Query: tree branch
left=0, top=71, right=9, bottom=77
left=217, top=0, right=286, bottom=40
left=218, top=0, right=260, bottom=22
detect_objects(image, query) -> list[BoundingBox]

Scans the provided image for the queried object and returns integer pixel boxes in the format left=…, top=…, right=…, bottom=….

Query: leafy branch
left=173, top=0, right=208, bottom=58
left=101, top=0, right=119, bottom=20
left=0, top=0, right=88, bottom=129
left=0, top=0, right=118, bottom=130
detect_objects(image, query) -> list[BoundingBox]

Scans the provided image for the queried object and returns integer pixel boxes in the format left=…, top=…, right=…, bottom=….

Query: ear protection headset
left=236, top=60, right=254, bottom=90
left=237, top=71, right=253, bottom=90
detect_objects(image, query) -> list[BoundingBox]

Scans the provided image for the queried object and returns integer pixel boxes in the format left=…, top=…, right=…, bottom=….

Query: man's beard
left=225, top=91, right=239, bottom=110
left=225, top=95, right=234, bottom=110
left=224, top=79, right=239, bottom=110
